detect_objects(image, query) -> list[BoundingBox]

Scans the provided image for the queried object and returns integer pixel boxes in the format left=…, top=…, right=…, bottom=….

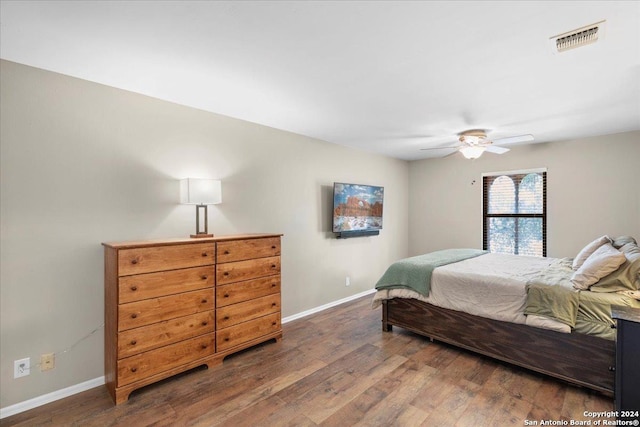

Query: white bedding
left=372, top=252, right=571, bottom=333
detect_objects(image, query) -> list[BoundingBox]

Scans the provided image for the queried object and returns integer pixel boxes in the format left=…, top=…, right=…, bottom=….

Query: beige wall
left=0, top=60, right=409, bottom=408
left=408, top=131, right=640, bottom=258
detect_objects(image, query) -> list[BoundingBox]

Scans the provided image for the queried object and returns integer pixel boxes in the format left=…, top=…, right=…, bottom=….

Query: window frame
left=482, top=168, right=547, bottom=257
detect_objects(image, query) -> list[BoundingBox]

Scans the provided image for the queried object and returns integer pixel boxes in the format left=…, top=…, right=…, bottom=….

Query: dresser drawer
left=119, top=266, right=214, bottom=304
left=216, top=276, right=280, bottom=307
left=117, top=333, right=215, bottom=387
left=118, top=289, right=213, bottom=331
left=217, top=256, right=280, bottom=285
left=217, top=294, right=280, bottom=329
left=118, top=243, right=215, bottom=276
left=217, top=313, right=281, bottom=352
left=118, top=311, right=214, bottom=358
left=217, top=237, right=280, bottom=264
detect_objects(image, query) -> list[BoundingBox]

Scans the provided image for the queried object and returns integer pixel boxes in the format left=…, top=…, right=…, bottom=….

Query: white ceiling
left=1, top=1, right=638, bottom=160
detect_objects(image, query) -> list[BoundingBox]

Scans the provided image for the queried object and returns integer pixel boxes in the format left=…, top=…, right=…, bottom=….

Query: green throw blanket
left=375, top=249, right=487, bottom=297
left=525, top=258, right=640, bottom=333
left=525, top=258, right=579, bottom=328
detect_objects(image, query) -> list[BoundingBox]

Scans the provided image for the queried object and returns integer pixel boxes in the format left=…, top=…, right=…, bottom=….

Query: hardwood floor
left=1, top=296, right=613, bottom=426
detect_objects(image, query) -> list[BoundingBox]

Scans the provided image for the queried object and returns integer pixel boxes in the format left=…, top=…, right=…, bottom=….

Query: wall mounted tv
left=332, top=182, right=384, bottom=238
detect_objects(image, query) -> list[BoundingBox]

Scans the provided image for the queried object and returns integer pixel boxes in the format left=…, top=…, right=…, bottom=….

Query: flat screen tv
left=332, top=182, right=384, bottom=237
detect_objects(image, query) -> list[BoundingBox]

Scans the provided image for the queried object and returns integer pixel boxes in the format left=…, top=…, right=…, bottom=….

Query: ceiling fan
left=420, top=129, right=534, bottom=159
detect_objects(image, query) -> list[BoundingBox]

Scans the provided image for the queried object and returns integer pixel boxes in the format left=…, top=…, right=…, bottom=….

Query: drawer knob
left=131, top=313, right=138, bottom=319
left=131, top=367, right=137, bottom=373
left=272, top=302, right=277, bottom=307
left=271, top=264, right=276, bottom=268
left=202, top=252, right=208, bottom=257
left=224, top=337, right=230, bottom=342
left=223, top=272, right=229, bottom=276
left=130, top=340, right=137, bottom=346
left=224, top=250, right=230, bottom=254
left=201, top=299, right=208, bottom=304
left=131, top=259, right=138, bottom=265
left=201, top=275, right=207, bottom=280
left=272, top=322, right=277, bottom=326
left=201, top=321, right=208, bottom=326
left=609, top=366, right=616, bottom=372
left=224, top=316, right=229, bottom=320
left=201, top=344, right=208, bottom=350
left=272, top=283, right=276, bottom=287
left=224, top=293, right=229, bottom=298
left=130, top=286, right=137, bottom=291
left=271, top=245, right=276, bottom=249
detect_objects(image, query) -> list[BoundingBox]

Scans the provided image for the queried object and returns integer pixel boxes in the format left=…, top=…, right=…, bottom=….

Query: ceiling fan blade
left=420, top=145, right=461, bottom=151
left=492, top=134, right=534, bottom=146
left=485, top=145, right=510, bottom=154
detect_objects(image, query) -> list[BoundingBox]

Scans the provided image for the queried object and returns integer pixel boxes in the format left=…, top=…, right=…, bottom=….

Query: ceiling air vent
left=550, top=20, right=606, bottom=53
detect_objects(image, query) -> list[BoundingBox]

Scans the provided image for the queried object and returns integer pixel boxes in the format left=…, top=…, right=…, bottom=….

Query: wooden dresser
left=103, top=234, right=282, bottom=404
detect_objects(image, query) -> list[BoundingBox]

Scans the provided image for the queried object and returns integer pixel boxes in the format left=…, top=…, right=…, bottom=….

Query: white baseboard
left=1, top=288, right=376, bottom=419
left=0, top=376, right=105, bottom=419
left=282, top=288, right=375, bottom=323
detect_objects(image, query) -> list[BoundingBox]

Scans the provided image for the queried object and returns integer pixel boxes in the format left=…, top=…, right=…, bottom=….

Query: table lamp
left=180, top=178, right=222, bottom=238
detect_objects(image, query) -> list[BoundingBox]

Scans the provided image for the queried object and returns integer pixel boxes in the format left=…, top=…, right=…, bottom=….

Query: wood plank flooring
left=1, top=296, right=613, bottom=426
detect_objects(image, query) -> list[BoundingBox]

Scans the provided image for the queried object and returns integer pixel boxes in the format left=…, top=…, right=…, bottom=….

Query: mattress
left=373, top=252, right=640, bottom=338
left=374, top=253, right=571, bottom=332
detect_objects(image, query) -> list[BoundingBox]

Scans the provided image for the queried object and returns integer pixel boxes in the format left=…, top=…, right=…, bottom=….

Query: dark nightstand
left=612, top=305, right=640, bottom=420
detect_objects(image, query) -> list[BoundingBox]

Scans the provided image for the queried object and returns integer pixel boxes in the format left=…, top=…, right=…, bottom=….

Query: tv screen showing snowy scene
left=332, top=182, right=384, bottom=233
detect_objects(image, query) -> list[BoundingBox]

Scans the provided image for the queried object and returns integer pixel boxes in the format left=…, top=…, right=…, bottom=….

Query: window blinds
left=482, top=170, right=547, bottom=257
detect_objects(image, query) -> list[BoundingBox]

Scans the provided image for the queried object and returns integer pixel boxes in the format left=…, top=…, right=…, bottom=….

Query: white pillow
left=572, top=235, right=612, bottom=270
left=571, top=243, right=626, bottom=290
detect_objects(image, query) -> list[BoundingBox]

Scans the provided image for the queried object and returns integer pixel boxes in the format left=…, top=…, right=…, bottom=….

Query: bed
left=373, top=236, right=640, bottom=396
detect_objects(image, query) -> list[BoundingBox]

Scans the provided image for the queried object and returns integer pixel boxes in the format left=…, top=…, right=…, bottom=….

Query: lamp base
left=191, top=205, right=213, bottom=238
left=190, top=233, right=214, bottom=238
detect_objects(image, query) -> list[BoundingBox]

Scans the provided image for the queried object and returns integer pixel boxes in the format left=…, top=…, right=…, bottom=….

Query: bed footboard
left=382, top=298, right=615, bottom=395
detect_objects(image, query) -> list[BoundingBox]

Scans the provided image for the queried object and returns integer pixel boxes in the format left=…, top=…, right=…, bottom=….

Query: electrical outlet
left=345, top=276, right=351, bottom=287
left=40, top=353, right=55, bottom=371
left=14, top=357, right=30, bottom=378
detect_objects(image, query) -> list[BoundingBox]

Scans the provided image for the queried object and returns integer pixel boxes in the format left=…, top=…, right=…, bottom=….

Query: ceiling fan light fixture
left=462, top=136, right=480, bottom=145
left=459, top=131, right=485, bottom=145
left=460, top=146, right=486, bottom=159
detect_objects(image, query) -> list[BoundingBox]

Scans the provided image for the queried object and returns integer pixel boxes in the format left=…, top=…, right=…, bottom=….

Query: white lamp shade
left=180, top=179, right=222, bottom=205
left=460, top=146, right=486, bottom=159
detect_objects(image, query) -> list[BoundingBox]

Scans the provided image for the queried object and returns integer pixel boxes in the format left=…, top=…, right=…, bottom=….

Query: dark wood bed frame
left=382, top=298, right=615, bottom=395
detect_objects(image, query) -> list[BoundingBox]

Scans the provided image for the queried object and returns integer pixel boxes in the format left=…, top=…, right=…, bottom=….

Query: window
left=483, top=169, right=547, bottom=257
